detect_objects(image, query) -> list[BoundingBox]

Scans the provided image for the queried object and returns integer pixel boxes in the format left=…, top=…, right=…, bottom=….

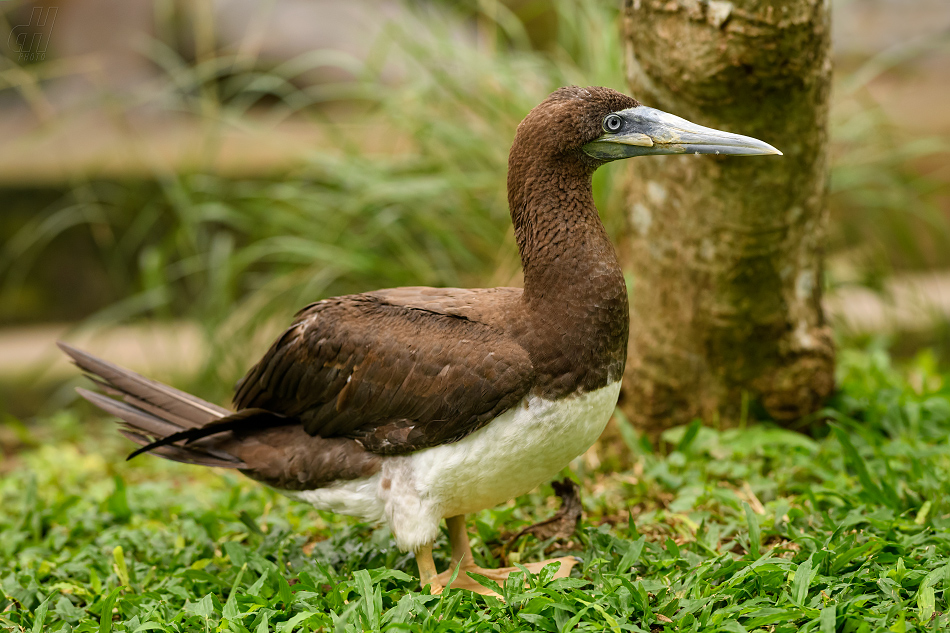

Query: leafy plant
left=3, top=347, right=950, bottom=630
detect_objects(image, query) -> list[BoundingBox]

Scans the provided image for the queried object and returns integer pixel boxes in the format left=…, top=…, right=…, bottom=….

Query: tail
left=58, top=342, right=248, bottom=468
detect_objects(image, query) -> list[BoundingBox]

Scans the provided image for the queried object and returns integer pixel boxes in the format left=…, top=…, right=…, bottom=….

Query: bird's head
left=511, top=86, right=781, bottom=170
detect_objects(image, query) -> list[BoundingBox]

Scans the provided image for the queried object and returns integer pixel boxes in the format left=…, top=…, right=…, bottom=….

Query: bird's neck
left=506, top=157, right=630, bottom=394
left=508, top=159, right=624, bottom=306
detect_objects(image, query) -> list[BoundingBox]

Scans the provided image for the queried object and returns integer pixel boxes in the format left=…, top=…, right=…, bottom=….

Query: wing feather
left=233, top=292, right=533, bottom=454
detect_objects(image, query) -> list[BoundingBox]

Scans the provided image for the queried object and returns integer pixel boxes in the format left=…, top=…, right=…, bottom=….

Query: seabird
left=60, top=86, right=780, bottom=594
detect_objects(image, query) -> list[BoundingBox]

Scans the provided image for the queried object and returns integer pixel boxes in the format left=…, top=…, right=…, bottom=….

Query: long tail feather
left=118, top=430, right=247, bottom=468
left=59, top=342, right=230, bottom=424
left=61, top=343, right=248, bottom=468
left=126, top=408, right=290, bottom=461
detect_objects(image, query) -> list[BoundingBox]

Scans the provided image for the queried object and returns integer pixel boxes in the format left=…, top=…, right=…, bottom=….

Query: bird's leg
left=435, top=514, right=578, bottom=596
left=415, top=544, right=442, bottom=594
left=447, top=513, right=476, bottom=569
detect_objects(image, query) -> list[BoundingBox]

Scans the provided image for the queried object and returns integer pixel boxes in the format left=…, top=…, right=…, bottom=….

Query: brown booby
left=60, top=86, right=780, bottom=594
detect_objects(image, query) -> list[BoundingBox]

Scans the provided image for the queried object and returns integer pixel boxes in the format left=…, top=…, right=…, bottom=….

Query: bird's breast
left=406, top=380, right=622, bottom=517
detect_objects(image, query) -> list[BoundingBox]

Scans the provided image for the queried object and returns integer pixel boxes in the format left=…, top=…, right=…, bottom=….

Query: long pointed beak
left=583, top=106, right=782, bottom=160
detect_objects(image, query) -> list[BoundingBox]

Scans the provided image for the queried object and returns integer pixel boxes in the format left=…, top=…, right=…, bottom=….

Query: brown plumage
left=233, top=289, right=535, bottom=453
left=66, top=86, right=635, bottom=472
left=61, top=345, right=382, bottom=489
left=63, top=86, right=780, bottom=593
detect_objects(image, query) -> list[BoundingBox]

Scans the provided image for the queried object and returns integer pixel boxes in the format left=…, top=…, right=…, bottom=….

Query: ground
left=2, top=347, right=949, bottom=632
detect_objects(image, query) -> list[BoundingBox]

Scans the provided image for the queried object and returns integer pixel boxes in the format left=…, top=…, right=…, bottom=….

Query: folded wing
left=234, top=291, right=534, bottom=454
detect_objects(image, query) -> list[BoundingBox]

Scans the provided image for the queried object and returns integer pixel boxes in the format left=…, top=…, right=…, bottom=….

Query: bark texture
left=620, top=0, right=835, bottom=435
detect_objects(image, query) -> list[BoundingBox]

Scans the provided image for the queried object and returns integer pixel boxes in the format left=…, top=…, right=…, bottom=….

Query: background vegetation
left=1, top=0, right=946, bottom=374
left=1, top=0, right=949, bottom=630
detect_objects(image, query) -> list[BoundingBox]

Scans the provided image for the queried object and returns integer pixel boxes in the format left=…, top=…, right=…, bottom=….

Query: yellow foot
left=435, top=556, right=579, bottom=596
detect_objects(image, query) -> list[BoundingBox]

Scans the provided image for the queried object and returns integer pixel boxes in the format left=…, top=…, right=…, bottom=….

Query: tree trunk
left=619, top=0, right=835, bottom=436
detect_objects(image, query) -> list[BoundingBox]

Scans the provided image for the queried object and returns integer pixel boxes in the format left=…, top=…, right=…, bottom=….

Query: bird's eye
left=603, top=114, right=623, bottom=133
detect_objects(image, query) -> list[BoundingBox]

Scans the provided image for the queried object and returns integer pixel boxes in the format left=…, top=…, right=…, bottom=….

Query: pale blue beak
left=583, top=106, right=782, bottom=160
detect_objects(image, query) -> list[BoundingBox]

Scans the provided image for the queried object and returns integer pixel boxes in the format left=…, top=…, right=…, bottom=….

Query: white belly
left=287, top=381, right=621, bottom=551
left=409, top=380, right=622, bottom=516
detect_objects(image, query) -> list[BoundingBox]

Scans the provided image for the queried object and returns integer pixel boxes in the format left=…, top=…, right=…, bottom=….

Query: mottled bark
left=620, top=0, right=835, bottom=435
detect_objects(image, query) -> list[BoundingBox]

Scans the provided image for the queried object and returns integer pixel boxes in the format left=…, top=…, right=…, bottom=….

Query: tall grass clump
left=0, top=0, right=626, bottom=393
left=828, top=33, right=950, bottom=284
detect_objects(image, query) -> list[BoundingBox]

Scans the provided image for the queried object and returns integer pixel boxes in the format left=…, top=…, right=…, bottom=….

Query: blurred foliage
left=828, top=32, right=950, bottom=284
left=0, top=0, right=626, bottom=393
left=0, top=0, right=948, bottom=389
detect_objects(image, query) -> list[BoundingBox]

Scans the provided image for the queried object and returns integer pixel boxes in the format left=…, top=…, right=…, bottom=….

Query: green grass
left=3, top=346, right=950, bottom=632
